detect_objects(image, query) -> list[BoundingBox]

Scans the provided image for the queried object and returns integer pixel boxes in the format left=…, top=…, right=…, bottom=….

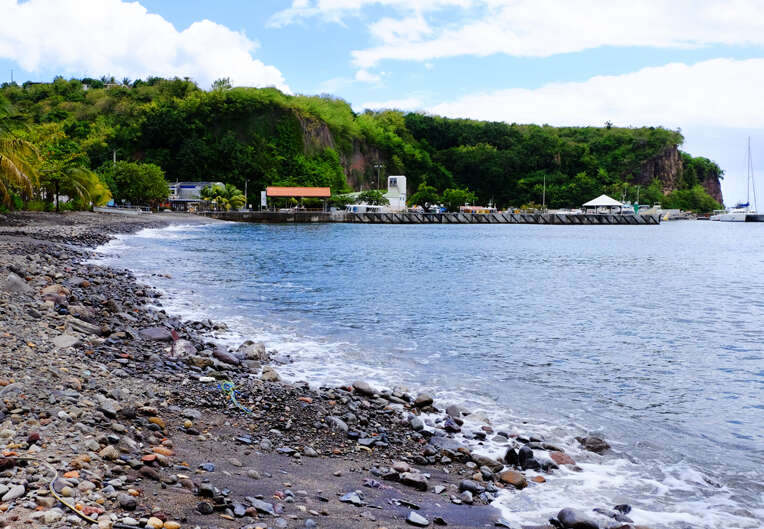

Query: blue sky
left=2, top=0, right=764, bottom=205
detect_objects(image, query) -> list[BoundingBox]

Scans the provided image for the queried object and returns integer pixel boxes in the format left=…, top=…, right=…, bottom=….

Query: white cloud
left=269, top=0, right=473, bottom=27
left=272, top=0, right=764, bottom=69
left=428, top=58, right=764, bottom=129
left=368, top=15, right=432, bottom=44
left=361, top=97, right=423, bottom=110
left=355, top=69, right=383, bottom=83
left=0, top=0, right=289, bottom=91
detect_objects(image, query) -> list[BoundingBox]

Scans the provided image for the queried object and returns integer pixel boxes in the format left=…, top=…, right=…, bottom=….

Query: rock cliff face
left=634, top=146, right=682, bottom=192
left=295, top=113, right=335, bottom=155
left=701, top=173, right=723, bottom=204
left=295, top=115, right=382, bottom=189
left=344, top=141, right=382, bottom=189
left=633, top=145, right=723, bottom=204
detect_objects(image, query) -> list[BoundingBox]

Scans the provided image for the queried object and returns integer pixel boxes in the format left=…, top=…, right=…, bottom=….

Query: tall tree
left=99, top=161, right=168, bottom=206
left=32, top=123, right=110, bottom=212
left=0, top=98, right=37, bottom=207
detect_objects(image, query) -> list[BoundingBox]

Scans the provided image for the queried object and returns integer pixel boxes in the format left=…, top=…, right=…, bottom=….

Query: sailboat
left=713, top=137, right=764, bottom=222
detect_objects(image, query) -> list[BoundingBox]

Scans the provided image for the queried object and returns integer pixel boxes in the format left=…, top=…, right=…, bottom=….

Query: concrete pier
left=200, top=211, right=661, bottom=225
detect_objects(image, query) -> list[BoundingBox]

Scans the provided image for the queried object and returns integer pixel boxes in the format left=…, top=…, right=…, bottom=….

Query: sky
left=2, top=0, right=764, bottom=205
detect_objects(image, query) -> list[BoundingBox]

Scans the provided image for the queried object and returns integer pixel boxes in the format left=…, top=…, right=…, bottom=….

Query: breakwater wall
left=199, top=211, right=661, bottom=225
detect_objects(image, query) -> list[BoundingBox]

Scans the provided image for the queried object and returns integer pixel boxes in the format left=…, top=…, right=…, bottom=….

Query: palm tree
left=41, top=153, right=100, bottom=212
left=0, top=99, right=37, bottom=207
left=200, top=183, right=245, bottom=211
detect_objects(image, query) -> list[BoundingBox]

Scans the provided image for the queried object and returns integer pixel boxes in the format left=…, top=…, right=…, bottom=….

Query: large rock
left=428, top=435, right=468, bottom=453
left=187, top=355, right=213, bottom=369
left=172, top=339, right=197, bottom=356
left=261, top=366, right=280, bottom=381
left=326, top=416, right=348, bottom=432
left=68, top=304, right=96, bottom=322
left=446, top=404, right=465, bottom=418
left=2, top=272, right=30, bottom=294
left=139, top=326, right=173, bottom=341
left=339, top=492, right=363, bottom=506
left=52, top=334, right=80, bottom=349
left=550, top=451, right=575, bottom=466
left=41, top=284, right=69, bottom=296
left=117, top=492, right=137, bottom=510
left=352, top=381, right=376, bottom=396
left=213, top=348, right=241, bottom=366
left=407, top=511, right=430, bottom=527
left=237, top=340, right=268, bottom=361
left=246, top=497, right=276, bottom=515
left=1, top=484, right=25, bottom=501
left=471, top=453, right=504, bottom=472
left=557, top=508, right=599, bottom=529
left=576, top=436, right=610, bottom=453
left=99, top=445, right=120, bottom=460
left=67, top=316, right=103, bottom=336
left=399, top=472, right=428, bottom=491
left=409, top=416, right=424, bottom=431
left=414, top=393, right=433, bottom=408
left=498, top=470, right=527, bottom=490
left=458, top=479, right=485, bottom=494
left=518, top=445, right=540, bottom=470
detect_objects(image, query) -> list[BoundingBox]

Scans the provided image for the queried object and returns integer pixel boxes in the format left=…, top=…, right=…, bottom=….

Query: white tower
left=386, top=175, right=407, bottom=211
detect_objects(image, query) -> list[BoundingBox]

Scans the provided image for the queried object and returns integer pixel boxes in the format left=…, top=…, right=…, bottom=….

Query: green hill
left=0, top=76, right=723, bottom=211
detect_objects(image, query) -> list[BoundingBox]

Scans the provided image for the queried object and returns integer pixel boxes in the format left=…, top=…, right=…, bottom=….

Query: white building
left=168, top=181, right=224, bottom=211
left=384, top=175, right=407, bottom=211
left=169, top=181, right=224, bottom=200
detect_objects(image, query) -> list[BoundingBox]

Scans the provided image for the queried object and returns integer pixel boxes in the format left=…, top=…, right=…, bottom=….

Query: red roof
left=266, top=186, right=331, bottom=198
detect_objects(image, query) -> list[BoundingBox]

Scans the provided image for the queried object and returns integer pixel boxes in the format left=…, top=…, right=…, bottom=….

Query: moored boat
left=718, top=137, right=762, bottom=222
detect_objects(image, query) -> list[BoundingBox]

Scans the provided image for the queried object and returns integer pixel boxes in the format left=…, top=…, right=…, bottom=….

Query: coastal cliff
left=635, top=145, right=724, bottom=204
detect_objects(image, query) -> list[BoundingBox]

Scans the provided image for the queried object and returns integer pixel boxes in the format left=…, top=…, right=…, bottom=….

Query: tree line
left=0, top=76, right=723, bottom=213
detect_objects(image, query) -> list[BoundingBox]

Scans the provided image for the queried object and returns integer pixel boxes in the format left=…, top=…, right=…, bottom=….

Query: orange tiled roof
left=266, top=186, right=331, bottom=198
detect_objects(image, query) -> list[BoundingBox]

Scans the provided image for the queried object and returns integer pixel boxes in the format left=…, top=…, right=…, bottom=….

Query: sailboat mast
left=750, top=137, right=758, bottom=211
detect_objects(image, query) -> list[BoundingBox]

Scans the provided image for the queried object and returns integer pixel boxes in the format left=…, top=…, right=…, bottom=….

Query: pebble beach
left=1, top=212, right=647, bottom=529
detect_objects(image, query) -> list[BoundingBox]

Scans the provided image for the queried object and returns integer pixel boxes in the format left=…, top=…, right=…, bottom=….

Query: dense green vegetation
left=199, top=183, right=246, bottom=210
left=0, top=75, right=724, bottom=213
left=99, top=161, right=167, bottom=206
left=355, top=190, right=389, bottom=206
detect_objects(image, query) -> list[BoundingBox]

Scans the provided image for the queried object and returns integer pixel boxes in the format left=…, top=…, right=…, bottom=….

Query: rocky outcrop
left=701, top=173, right=723, bottom=204
left=344, top=140, right=382, bottom=189
left=295, top=112, right=335, bottom=155
left=633, top=145, right=682, bottom=193
left=293, top=114, right=383, bottom=189
left=632, top=145, right=724, bottom=204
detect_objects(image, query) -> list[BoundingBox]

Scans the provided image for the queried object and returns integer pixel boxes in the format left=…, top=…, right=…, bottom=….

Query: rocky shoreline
left=0, top=212, right=648, bottom=529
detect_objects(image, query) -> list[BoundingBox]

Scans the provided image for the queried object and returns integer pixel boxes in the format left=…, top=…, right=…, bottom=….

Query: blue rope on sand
left=218, top=380, right=253, bottom=414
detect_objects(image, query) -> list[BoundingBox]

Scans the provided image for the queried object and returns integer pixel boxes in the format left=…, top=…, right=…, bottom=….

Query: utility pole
left=373, top=161, right=384, bottom=190
left=542, top=173, right=546, bottom=211
left=10, top=69, right=13, bottom=84
left=244, top=180, right=248, bottom=209
left=113, top=149, right=117, bottom=166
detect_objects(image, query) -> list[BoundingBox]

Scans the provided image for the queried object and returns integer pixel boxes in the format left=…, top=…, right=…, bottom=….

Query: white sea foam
left=87, top=223, right=764, bottom=529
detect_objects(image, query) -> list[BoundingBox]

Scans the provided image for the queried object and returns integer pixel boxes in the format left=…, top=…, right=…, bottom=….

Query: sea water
left=93, top=221, right=764, bottom=528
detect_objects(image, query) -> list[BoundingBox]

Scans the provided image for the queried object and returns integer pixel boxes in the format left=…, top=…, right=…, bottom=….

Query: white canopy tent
left=582, top=194, right=625, bottom=214
left=582, top=194, right=623, bottom=207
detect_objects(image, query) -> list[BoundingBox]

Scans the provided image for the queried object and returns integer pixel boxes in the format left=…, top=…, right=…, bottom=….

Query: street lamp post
left=373, top=162, right=384, bottom=190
